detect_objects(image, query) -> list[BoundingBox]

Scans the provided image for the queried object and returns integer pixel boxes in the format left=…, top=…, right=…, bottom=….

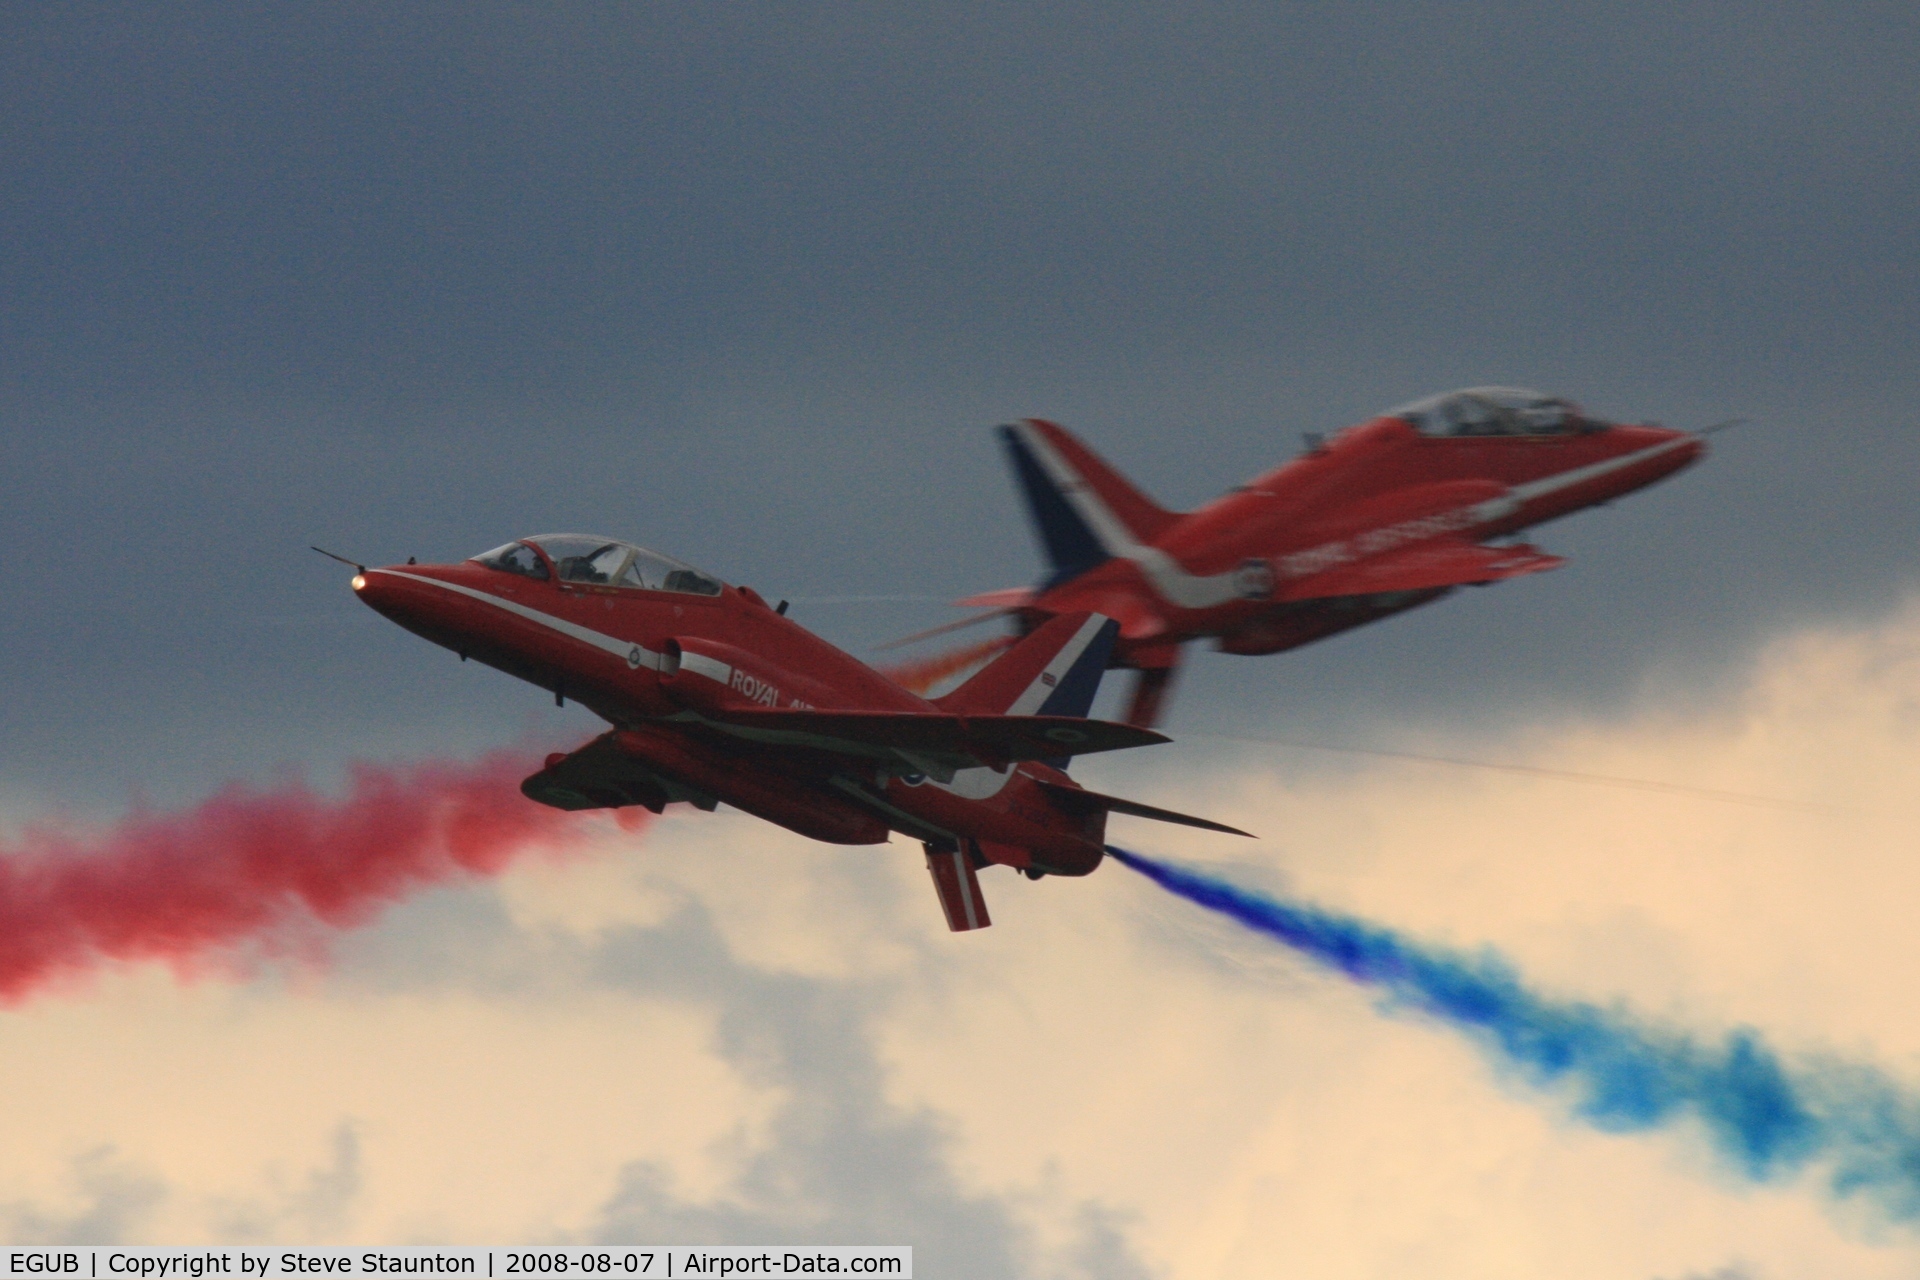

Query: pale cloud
left=0, top=1148, right=165, bottom=1245
left=3, top=603, right=1920, bottom=1277
left=209, top=1124, right=361, bottom=1243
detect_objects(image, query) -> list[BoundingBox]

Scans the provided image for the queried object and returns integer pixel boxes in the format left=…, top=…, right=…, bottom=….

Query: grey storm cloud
left=2, top=3, right=1918, bottom=808
left=5, top=4, right=1915, bottom=391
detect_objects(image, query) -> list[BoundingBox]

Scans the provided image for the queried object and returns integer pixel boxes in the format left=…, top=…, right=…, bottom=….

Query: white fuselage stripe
left=679, top=650, right=733, bottom=685
left=378, top=570, right=1067, bottom=809
left=369, top=569, right=659, bottom=666
left=1505, top=432, right=1697, bottom=503
left=1014, top=423, right=1244, bottom=609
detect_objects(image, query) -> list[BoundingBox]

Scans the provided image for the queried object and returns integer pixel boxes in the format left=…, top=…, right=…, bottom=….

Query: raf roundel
left=627, top=645, right=645, bottom=669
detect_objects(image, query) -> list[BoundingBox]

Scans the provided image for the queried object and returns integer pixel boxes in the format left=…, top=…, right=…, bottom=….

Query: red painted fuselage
left=343, top=535, right=1239, bottom=929
left=976, top=387, right=1709, bottom=723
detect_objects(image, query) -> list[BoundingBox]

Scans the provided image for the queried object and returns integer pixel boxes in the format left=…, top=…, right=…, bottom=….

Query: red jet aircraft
left=335, top=534, right=1244, bottom=931
left=912, top=387, right=1714, bottom=726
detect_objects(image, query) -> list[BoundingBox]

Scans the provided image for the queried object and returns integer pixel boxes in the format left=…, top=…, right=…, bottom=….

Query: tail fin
left=999, top=419, right=1180, bottom=589
left=935, top=611, right=1118, bottom=718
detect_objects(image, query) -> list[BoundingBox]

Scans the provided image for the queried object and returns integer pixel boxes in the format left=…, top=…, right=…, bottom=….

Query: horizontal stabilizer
left=1281, top=539, right=1564, bottom=601
left=1033, top=778, right=1252, bottom=837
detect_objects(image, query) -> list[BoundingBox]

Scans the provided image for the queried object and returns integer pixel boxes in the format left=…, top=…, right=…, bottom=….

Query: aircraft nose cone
left=1612, top=424, right=1705, bottom=477
left=351, top=567, right=390, bottom=607
left=352, top=566, right=430, bottom=624
left=351, top=565, right=482, bottom=659
left=1659, top=425, right=1707, bottom=470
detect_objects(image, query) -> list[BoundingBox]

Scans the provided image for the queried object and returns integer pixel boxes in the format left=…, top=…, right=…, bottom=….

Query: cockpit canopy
left=473, top=534, right=724, bottom=596
left=1386, top=387, right=1590, bottom=437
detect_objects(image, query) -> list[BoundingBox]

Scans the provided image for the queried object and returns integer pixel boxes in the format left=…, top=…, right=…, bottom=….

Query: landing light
left=351, top=574, right=367, bottom=591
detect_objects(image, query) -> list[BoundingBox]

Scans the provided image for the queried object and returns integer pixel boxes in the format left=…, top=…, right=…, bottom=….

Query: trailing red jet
left=910, top=387, right=1714, bottom=726
left=332, top=535, right=1244, bottom=931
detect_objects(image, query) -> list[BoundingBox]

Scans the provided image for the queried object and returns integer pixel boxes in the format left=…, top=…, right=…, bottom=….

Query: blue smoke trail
left=1108, top=845, right=1920, bottom=1223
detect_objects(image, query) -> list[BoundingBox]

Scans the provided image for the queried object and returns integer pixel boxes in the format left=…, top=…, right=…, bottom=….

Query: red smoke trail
left=0, top=751, right=628, bottom=1003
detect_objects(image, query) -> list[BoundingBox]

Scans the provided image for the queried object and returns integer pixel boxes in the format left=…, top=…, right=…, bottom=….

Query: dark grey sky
left=4, top=3, right=1917, bottom=811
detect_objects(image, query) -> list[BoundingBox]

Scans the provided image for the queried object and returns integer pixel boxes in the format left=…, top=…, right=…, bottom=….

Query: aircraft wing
left=693, top=708, right=1168, bottom=778
left=1279, top=539, right=1564, bottom=602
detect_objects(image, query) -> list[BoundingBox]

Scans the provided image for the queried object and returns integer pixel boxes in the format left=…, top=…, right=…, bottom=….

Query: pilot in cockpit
left=474, top=535, right=723, bottom=596
left=1389, top=387, right=1592, bottom=437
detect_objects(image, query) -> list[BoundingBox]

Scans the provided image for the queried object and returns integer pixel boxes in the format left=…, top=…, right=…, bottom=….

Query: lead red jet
left=909, top=387, right=1715, bottom=726
left=334, top=534, right=1244, bottom=931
